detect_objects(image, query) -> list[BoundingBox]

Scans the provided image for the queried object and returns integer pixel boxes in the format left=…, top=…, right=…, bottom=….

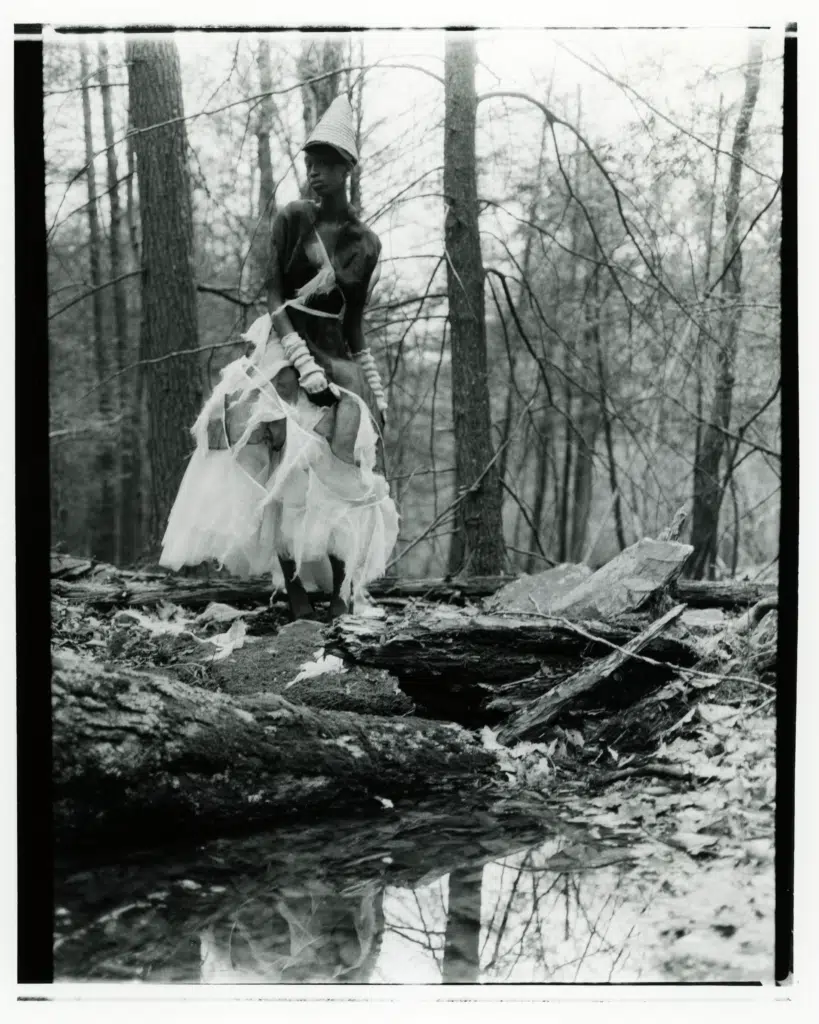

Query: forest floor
left=51, top=570, right=777, bottom=983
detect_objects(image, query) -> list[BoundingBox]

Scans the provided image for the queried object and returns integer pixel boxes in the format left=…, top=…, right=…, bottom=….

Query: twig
left=594, top=763, right=691, bottom=785
left=48, top=270, right=141, bottom=320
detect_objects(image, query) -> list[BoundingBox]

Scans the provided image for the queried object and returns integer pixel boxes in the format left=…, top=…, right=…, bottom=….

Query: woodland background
left=45, top=29, right=784, bottom=582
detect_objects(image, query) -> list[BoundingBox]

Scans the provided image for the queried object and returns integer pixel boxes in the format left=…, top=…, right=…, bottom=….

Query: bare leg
left=328, top=555, right=350, bottom=619
left=278, top=557, right=315, bottom=620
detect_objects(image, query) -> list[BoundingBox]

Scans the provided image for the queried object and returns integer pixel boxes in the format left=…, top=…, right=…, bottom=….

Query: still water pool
left=54, top=796, right=773, bottom=985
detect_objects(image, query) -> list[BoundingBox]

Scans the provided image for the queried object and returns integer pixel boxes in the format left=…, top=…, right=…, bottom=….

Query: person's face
left=305, top=146, right=348, bottom=196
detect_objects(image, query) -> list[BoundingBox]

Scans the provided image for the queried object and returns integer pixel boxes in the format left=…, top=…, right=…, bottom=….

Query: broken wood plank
left=52, top=651, right=496, bottom=847
left=543, top=539, right=691, bottom=619
left=483, top=564, right=592, bottom=615
left=496, top=605, right=687, bottom=745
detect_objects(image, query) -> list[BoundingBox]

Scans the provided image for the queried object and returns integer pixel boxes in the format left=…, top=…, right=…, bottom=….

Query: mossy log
left=52, top=651, right=497, bottom=847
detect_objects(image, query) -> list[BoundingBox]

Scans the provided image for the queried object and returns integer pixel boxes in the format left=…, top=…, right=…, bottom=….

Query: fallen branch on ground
left=497, top=605, right=686, bottom=745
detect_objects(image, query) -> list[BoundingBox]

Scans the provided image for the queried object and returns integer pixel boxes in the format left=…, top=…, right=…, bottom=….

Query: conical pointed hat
left=303, top=95, right=358, bottom=166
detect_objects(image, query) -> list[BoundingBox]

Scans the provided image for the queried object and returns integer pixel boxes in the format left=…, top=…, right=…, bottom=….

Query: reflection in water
left=442, top=868, right=482, bottom=983
left=54, top=802, right=773, bottom=983
left=200, top=885, right=384, bottom=983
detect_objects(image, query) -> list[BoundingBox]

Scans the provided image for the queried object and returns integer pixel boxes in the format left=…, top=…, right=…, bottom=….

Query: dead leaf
left=667, top=831, right=720, bottom=855
left=698, top=704, right=738, bottom=726
left=195, top=602, right=244, bottom=625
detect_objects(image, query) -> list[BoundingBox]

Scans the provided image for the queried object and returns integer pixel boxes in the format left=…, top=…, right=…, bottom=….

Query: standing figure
left=161, top=97, right=398, bottom=619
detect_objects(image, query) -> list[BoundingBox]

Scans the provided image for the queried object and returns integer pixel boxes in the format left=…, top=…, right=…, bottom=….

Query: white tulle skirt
left=160, top=315, right=399, bottom=600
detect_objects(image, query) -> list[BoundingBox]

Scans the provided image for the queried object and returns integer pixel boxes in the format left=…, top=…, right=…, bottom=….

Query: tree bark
left=126, top=39, right=202, bottom=548
left=98, top=41, right=133, bottom=565
left=346, top=37, right=365, bottom=211
left=254, top=39, right=276, bottom=260
left=80, top=43, right=116, bottom=564
left=688, top=43, right=763, bottom=578
left=595, top=325, right=626, bottom=552
left=529, top=410, right=554, bottom=572
left=444, top=36, right=505, bottom=576
left=568, top=160, right=603, bottom=562
left=327, top=609, right=697, bottom=689
left=52, top=651, right=497, bottom=847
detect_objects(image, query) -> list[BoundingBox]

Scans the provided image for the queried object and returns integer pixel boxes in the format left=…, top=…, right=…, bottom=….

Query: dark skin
left=266, top=143, right=377, bottom=621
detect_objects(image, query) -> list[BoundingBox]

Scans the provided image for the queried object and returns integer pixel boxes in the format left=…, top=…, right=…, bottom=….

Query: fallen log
left=674, top=579, right=777, bottom=609
left=52, top=569, right=776, bottom=612
left=326, top=609, right=698, bottom=691
left=52, top=651, right=496, bottom=846
left=497, top=605, right=686, bottom=745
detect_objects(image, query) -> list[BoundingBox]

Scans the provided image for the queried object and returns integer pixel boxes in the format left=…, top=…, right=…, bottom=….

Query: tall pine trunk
left=126, top=39, right=201, bottom=550
left=98, top=41, right=132, bottom=564
left=444, top=35, right=504, bottom=576
left=80, top=43, right=116, bottom=564
left=688, top=42, right=763, bottom=579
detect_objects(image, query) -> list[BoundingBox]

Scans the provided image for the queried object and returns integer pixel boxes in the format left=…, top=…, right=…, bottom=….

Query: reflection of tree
left=441, top=866, right=483, bottom=983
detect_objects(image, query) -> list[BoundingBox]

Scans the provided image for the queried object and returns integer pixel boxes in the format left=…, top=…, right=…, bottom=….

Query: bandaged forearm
left=355, top=348, right=389, bottom=412
left=281, top=332, right=328, bottom=394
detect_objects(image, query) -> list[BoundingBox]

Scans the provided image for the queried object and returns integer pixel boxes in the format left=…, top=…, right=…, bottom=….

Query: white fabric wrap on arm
left=280, top=331, right=329, bottom=394
left=354, top=348, right=388, bottom=414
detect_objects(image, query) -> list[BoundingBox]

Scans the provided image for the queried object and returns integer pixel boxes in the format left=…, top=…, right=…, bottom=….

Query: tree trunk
left=297, top=37, right=345, bottom=198
left=444, top=36, right=505, bottom=576
left=127, top=39, right=202, bottom=549
left=80, top=43, right=116, bottom=564
left=253, top=38, right=276, bottom=249
left=52, top=651, right=496, bottom=847
left=346, top=37, right=365, bottom=211
left=442, top=867, right=483, bottom=983
left=569, top=262, right=602, bottom=561
left=694, top=94, right=726, bottom=477
left=688, top=43, right=763, bottom=579
left=98, top=41, right=132, bottom=565
left=121, top=111, right=145, bottom=560
left=595, top=328, right=626, bottom=553
left=558, top=385, right=573, bottom=562
left=528, top=411, right=554, bottom=573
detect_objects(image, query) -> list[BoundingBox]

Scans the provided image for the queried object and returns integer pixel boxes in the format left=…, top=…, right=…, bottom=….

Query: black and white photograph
left=14, top=7, right=800, bottom=998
